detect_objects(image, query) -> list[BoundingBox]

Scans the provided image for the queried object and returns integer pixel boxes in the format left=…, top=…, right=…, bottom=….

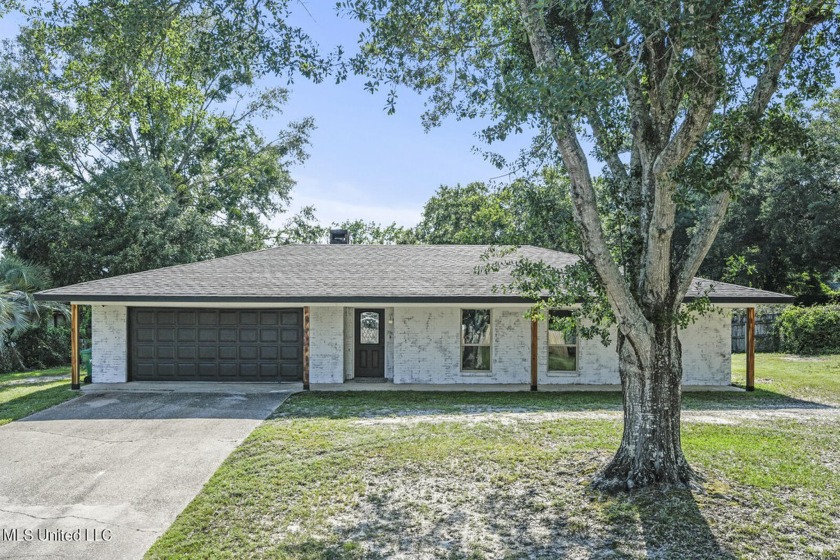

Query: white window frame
left=460, top=308, right=493, bottom=373
left=547, top=309, right=579, bottom=374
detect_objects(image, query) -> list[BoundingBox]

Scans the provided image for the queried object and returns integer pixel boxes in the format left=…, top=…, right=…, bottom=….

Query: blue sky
left=269, top=4, right=538, bottom=228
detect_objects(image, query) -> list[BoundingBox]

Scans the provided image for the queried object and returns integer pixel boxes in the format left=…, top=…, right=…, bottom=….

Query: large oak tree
left=0, top=0, right=335, bottom=286
left=342, top=0, right=838, bottom=490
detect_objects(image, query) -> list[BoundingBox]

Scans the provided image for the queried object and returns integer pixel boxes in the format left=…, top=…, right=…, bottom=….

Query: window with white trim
left=548, top=310, right=577, bottom=372
left=461, top=309, right=491, bottom=371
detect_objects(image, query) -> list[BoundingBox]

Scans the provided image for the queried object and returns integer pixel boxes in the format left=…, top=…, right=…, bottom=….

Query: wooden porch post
left=70, top=304, right=80, bottom=390
left=302, top=306, right=310, bottom=390
left=530, top=319, right=538, bottom=391
left=746, top=307, right=755, bottom=392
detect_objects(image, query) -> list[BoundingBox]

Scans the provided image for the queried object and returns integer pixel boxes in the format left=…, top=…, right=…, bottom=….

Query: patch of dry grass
left=148, top=354, right=840, bottom=559
left=149, top=403, right=839, bottom=559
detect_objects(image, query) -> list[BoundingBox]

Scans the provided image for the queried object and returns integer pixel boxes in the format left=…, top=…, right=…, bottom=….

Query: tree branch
left=642, top=10, right=723, bottom=306
left=516, top=0, right=651, bottom=340
left=674, top=1, right=831, bottom=304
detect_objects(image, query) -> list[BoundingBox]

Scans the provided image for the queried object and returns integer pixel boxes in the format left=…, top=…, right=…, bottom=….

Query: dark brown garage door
left=129, top=308, right=303, bottom=382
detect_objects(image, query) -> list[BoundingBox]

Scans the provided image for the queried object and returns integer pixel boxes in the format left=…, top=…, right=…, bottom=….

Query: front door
left=355, top=308, right=385, bottom=378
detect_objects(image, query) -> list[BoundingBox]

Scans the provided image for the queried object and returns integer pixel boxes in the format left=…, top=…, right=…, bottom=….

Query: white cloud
left=268, top=176, right=424, bottom=229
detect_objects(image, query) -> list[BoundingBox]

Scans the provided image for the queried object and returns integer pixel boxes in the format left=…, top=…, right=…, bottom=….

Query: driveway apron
left=0, top=389, right=289, bottom=559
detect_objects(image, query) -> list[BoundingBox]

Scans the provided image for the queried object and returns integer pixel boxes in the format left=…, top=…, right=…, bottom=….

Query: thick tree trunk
left=593, top=322, right=698, bottom=492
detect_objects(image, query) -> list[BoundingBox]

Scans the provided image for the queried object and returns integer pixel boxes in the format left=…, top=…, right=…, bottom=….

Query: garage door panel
left=157, top=328, right=175, bottom=342
left=240, top=363, right=259, bottom=377
left=279, top=363, right=299, bottom=380
left=260, top=330, right=278, bottom=343
left=219, top=363, right=238, bottom=377
left=134, top=363, right=156, bottom=378
left=239, top=329, right=258, bottom=343
left=198, top=311, right=216, bottom=325
left=157, top=311, right=176, bottom=325
left=176, top=363, right=196, bottom=377
left=130, top=308, right=303, bottom=382
left=239, top=346, right=258, bottom=360
left=177, top=311, right=196, bottom=325
left=136, top=345, right=155, bottom=360
left=260, top=313, right=278, bottom=325
left=136, top=328, right=155, bottom=342
left=135, top=310, right=156, bottom=325
left=280, top=329, right=299, bottom=343
left=198, top=328, right=217, bottom=342
left=219, top=328, right=237, bottom=342
left=177, top=329, right=196, bottom=342
left=219, top=346, right=237, bottom=360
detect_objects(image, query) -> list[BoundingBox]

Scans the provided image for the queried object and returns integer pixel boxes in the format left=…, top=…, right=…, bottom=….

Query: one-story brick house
left=35, top=241, right=792, bottom=389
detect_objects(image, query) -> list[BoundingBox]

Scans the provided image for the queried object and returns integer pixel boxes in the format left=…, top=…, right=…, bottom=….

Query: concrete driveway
left=0, top=388, right=291, bottom=560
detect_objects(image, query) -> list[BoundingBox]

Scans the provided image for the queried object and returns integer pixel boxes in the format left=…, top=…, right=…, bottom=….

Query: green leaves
left=0, top=255, right=67, bottom=363
left=702, top=92, right=840, bottom=295
left=345, top=0, right=837, bottom=323
left=777, top=304, right=840, bottom=354
left=414, top=172, right=579, bottom=251
left=0, top=0, right=324, bottom=286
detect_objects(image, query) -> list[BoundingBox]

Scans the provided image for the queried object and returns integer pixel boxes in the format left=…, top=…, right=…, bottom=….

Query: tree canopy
left=415, top=171, right=577, bottom=251
left=0, top=0, right=335, bottom=286
left=702, top=91, right=840, bottom=299
left=276, top=206, right=415, bottom=245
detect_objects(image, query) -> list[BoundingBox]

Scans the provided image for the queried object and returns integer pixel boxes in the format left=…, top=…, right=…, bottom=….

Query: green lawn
left=0, top=369, right=78, bottom=426
left=148, top=353, right=840, bottom=559
left=731, top=353, right=840, bottom=405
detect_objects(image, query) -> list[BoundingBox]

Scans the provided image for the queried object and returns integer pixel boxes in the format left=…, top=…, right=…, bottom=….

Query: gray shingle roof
left=34, top=245, right=793, bottom=304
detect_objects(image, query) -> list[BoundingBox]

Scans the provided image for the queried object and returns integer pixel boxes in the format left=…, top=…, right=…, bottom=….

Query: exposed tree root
left=591, top=451, right=704, bottom=494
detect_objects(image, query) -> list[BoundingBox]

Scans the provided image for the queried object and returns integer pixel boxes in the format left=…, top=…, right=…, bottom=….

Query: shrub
left=0, top=323, right=71, bottom=373
left=777, top=305, right=840, bottom=355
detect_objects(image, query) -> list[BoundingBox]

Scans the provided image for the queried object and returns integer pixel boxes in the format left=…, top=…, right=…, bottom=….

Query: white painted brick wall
left=492, top=309, right=530, bottom=383
left=309, top=306, right=344, bottom=383
left=388, top=306, right=731, bottom=386
left=681, top=310, right=732, bottom=385
left=343, top=307, right=354, bottom=380
left=88, top=303, right=731, bottom=387
left=538, top=309, right=732, bottom=386
left=393, top=307, right=460, bottom=383
left=392, top=307, right=531, bottom=384
left=91, top=305, right=128, bottom=383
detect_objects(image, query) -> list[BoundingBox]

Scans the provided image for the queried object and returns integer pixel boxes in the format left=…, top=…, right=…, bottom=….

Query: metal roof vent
left=329, top=229, right=350, bottom=244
